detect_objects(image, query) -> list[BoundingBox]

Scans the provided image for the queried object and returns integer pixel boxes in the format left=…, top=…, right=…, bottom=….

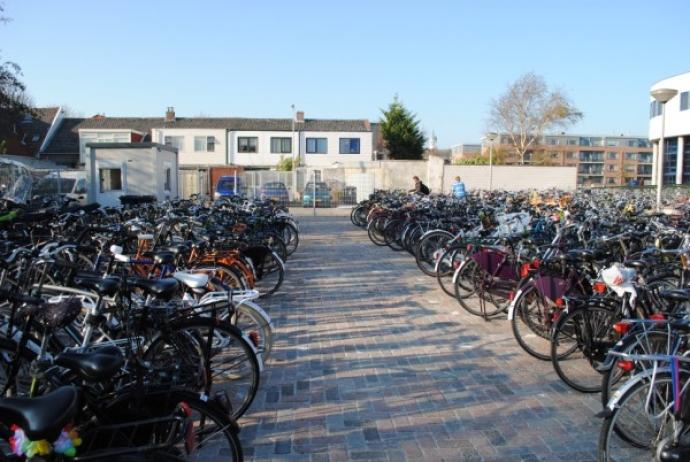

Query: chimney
left=294, top=111, right=305, bottom=123
left=165, top=106, right=176, bottom=123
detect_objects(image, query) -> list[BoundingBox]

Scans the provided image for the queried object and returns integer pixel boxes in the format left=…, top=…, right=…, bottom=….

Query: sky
left=2, top=0, right=689, bottom=147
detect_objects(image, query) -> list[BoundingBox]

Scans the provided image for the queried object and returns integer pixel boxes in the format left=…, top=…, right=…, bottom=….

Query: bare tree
left=488, top=72, right=582, bottom=164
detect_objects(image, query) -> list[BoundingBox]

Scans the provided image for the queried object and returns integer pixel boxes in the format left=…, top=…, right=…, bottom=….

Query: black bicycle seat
left=127, top=277, right=179, bottom=299
left=0, top=386, right=80, bottom=440
left=55, top=346, right=124, bottom=382
left=73, top=276, right=120, bottom=297
left=153, top=252, right=175, bottom=266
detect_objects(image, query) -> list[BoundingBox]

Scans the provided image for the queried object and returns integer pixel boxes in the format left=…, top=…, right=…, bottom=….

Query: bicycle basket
left=472, top=248, right=517, bottom=280
left=533, top=275, right=570, bottom=303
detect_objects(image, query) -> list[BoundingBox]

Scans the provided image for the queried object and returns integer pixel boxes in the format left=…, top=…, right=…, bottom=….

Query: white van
left=32, top=171, right=89, bottom=205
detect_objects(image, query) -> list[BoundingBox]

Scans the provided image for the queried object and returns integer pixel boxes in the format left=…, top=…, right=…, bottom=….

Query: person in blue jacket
left=451, top=176, right=466, bottom=199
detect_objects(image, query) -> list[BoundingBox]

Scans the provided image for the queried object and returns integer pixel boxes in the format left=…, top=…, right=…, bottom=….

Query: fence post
left=312, top=170, right=316, bottom=217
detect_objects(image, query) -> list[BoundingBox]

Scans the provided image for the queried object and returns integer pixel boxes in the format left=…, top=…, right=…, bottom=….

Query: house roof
left=1, top=107, right=60, bottom=156
left=42, top=116, right=371, bottom=154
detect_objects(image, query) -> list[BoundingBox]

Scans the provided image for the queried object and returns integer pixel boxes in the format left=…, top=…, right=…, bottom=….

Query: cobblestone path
left=242, top=216, right=600, bottom=461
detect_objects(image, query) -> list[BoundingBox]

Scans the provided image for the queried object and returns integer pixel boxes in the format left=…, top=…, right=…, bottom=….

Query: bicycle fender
left=506, top=288, right=523, bottom=321
left=605, top=366, right=672, bottom=411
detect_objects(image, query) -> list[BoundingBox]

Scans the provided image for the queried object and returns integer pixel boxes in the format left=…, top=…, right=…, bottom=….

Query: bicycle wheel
left=367, top=217, right=388, bottom=246
left=263, top=232, right=287, bottom=262
left=383, top=219, right=405, bottom=251
left=551, top=306, right=616, bottom=393
left=280, top=222, right=299, bottom=256
left=511, top=285, right=555, bottom=360
left=148, top=319, right=261, bottom=420
left=453, top=259, right=479, bottom=301
left=598, top=371, right=686, bottom=461
left=436, top=247, right=465, bottom=297
left=254, top=251, right=285, bottom=298
left=169, top=394, right=244, bottom=462
left=600, top=329, right=676, bottom=409
left=415, top=230, right=453, bottom=276
left=456, top=264, right=507, bottom=318
left=230, top=300, right=274, bottom=362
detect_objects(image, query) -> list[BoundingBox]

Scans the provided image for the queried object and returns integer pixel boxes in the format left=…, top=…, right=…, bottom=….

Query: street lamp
left=485, top=132, right=498, bottom=192
left=650, top=88, right=678, bottom=211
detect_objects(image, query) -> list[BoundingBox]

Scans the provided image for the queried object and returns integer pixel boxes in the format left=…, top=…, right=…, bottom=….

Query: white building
left=42, top=108, right=374, bottom=169
left=649, top=71, right=690, bottom=185
left=85, top=143, right=178, bottom=207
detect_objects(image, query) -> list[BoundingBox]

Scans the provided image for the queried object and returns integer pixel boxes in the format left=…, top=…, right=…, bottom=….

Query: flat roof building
left=649, top=71, right=690, bottom=185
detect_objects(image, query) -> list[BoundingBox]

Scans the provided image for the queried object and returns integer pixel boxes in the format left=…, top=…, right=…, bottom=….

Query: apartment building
left=486, top=134, right=653, bottom=186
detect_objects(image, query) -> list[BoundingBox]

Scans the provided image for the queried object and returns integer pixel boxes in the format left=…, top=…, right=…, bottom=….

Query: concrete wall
left=370, top=160, right=428, bottom=191
left=442, top=165, right=577, bottom=192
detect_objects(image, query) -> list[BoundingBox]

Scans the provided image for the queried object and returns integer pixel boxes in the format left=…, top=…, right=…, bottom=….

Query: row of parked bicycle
left=0, top=194, right=297, bottom=460
left=353, top=189, right=690, bottom=461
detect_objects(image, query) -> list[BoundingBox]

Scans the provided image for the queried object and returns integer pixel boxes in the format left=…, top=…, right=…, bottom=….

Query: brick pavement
left=241, top=216, right=602, bottom=461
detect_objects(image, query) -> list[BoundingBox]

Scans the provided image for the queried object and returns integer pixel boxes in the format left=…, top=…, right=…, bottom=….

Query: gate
left=178, top=168, right=209, bottom=198
left=238, top=168, right=374, bottom=209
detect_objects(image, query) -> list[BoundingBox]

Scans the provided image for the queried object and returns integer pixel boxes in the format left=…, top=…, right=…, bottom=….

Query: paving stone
left=241, top=217, right=608, bottom=461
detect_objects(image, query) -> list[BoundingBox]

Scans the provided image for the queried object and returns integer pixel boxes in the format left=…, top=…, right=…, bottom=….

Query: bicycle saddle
left=55, top=346, right=124, bottom=382
left=0, top=386, right=80, bottom=440
left=153, top=252, right=176, bottom=266
left=173, top=271, right=208, bottom=289
left=73, top=276, right=120, bottom=297
left=623, top=260, right=650, bottom=272
left=127, top=277, right=179, bottom=299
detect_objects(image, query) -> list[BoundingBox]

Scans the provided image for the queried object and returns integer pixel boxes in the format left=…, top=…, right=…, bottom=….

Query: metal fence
left=238, top=167, right=375, bottom=208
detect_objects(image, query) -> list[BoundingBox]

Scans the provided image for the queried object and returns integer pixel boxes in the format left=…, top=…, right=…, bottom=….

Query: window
left=607, top=164, right=618, bottom=172
left=607, top=152, right=618, bottom=160
left=75, top=179, right=87, bottom=194
left=567, top=138, right=578, bottom=145
left=650, top=100, right=662, bottom=118
left=624, top=152, right=637, bottom=161
left=638, top=152, right=652, bottom=163
left=339, top=138, right=360, bottom=154
left=99, top=168, right=122, bottom=192
left=638, top=165, right=652, bottom=175
left=238, top=137, right=258, bottom=153
left=306, top=137, right=327, bottom=154
left=624, top=165, right=636, bottom=173
left=270, top=137, right=292, bottom=154
left=606, top=138, right=620, bottom=147
left=546, top=137, right=559, bottom=146
left=164, top=167, right=171, bottom=192
left=681, top=92, right=689, bottom=111
left=607, top=178, right=616, bottom=185
left=194, top=136, right=215, bottom=152
left=164, top=136, right=185, bottom=150
left=590, top=137, right=603, bottom=147
left=579, top=137, right=591, bottom=146
left=566, top=152, right=576, bottom=160
left=579, top=151, right=604, bottom=162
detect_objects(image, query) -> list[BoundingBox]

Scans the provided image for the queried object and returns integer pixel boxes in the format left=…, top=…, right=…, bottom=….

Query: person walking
left=409, top=176, right=430, bottom=195
left=451, top=176, right=466, bottom=199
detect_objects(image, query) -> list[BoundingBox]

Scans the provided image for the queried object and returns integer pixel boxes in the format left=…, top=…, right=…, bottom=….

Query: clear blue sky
left=2, top=0, right=689, bottom=147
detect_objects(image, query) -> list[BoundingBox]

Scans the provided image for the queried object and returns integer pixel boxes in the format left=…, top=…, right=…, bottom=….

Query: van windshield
left=33, top=178, right=76, bottom=196
left=217, top=179, right=236, bottom=190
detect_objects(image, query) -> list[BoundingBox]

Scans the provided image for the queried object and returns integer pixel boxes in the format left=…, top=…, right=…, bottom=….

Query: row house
left=40, top=108, right=374, bottom=169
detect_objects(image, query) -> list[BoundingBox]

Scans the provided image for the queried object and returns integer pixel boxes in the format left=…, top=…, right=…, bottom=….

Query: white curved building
left=649, top=72, right=690, bottom=185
